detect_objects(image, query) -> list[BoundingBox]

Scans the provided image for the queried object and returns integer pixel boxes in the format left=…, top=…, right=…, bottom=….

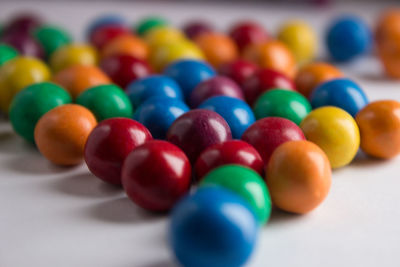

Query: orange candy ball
left=194, top=32, right=239, bottom=68
left=101, top=34, right=149, bottom=60
left=242, top=40, right=296, bottom=78
left=356, top=100, right=400, bottom=159
left=53, top=65, right=111, bottom=99
left=295, top=62, right=343, bottom=97
left=266, top=140, right=331, bottom=214
left=34, top=104, right=97, bottom=166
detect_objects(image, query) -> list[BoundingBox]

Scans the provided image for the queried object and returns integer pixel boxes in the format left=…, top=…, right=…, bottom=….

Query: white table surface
left=1, top=1, right=400, bottom=267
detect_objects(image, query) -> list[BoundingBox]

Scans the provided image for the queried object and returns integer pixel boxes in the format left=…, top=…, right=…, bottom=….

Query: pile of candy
left=1, top=10, right=400, bottom=267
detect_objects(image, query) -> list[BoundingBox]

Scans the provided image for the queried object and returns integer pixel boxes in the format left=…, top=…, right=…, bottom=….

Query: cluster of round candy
left=1, top=10, right=400, bottom=267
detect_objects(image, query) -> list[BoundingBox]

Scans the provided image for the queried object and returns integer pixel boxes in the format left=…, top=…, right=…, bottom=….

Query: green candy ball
left=200, top=164, right=272, bottom=225
left=76, top=84, right=133, bottom=121
left=135, top=16, right=168, bottom=36
left=253, top=89, right=312, bottom=125
left=9, top=82, right=72, bottom=143
left=0, top=44, right=19, bottom=66
left=33, top=25, right=72, bottom=58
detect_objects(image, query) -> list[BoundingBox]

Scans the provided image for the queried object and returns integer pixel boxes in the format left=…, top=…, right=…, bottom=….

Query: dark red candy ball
left=189, top=75, right=244, bottom=108
left=243, top=68, right=296, bottom=105
left=219, top=59, right=259, bottom=86
left=3, top=13, right=42, bottom=35
left=2, top=32, right=44, bottom=59
left=122, top=140, right=191, bottom=212
left=241, top=117, right=305, bottom=164
left=167, top=109, right=232, bottom=163
left=229, top=21, right=268, bottom=51
left=89, top=24, right=130, bottom=49
left=100, top=54, right=152, bottom=88
left=195, top=140, right=264, bottom=180
left=84, top=118, right=152, bottom=186
left=183, top=20, right=214, bottom=39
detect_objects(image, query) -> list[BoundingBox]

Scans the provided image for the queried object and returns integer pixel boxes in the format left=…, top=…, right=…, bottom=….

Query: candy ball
left=53, top=65, right=111, bottom=99
left=3, top=13, right=42, bottom=35
left=89, top=24, right=130, bottom=49
left=76, top=84, right=133, bottom=121
left=34, top=104, right=97, bottom=166
left=219, top=59, right=259, bottom=86
left=243, top=68, right=296, bottom=105
left=136, top=16, right=169, bottom=36
left=189, top=75, right=244, bottom=108
left=99, top=54, right=152, bottom=88
left=144, top=26, right=185, bottom=48
left=356, top=100, right=400, bottom=159
left=194, top=32, right=239, bottom=68
left=243, top=40, right=296, bottom=78
left=86, top=14, right=126, bottom=37
left=170, top=187, right=258, bottom=267
left=300, top=106, right=360, bottom=168
left=195, top=140, right=263, bottom=179
left=199, top=96, right=255, bottom=139
left=183, top=20, right=214, bottom=39
left=0, top=56, right=50, bottom=112
left=326, top=16, right=372, bottom=62
left=253, top=89, right=311, bottom=125
left=277, top=20, right=317, bottom=63
left=85, top=118, right=152, bottom=185
left=33, top=25, right=72, bottom=58
left=0, top=44, right=19, bottom=66
left=266, top=140, right=331, bottom=214
left=101, top=34, right=149, bottom=60
left=122, top=140, right=191, bottom=211
left=163, top=59, right=216, bottom=99
left=133, top=97, right=189, bottom=139
left=50, top=44, right=98, bottom=72
left=310, top=78, right=368, bottom=117
left=126, top=75, right=183, bottom=109
left=242, top=117, right=305, bottom=164
left=2, top=32, right=44, bottom=59
left=9, top=82, right=72, bottom=143
left=167, top=109, right=232, bottom=163
left=295, top=62, right=343, bottom=97
left=229, top=21, right=268, bottom=51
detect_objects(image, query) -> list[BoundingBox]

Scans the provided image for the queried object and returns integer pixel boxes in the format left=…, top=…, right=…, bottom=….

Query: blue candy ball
left=310, top=78, right=369, bottom=117
left=326, top=16, right=372, bottom=62
left=133, top=97, right=189, bottom=139
left=163, top=59, right=216, bottom=100
left=199, top=96, right=255, bottom=139
left=126, top=75, right=184, bottom=109
left=170, top=187, right=259, bottom=267
left=86, top=14, right=126, bottom=37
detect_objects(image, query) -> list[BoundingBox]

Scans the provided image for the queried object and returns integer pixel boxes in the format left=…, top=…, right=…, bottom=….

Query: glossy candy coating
left=266, top=140, right=331, bottom=214
left=133, top=97, right=189, bottom=139
left=144, top=26, right=185, bottom=48
left=300, top=106, right=360, bottom=168
left=163, top=59, right=216, bottom=99
left=0, top=44, right=19, bottom=66
left=295, top=62, right=343, bottom=97
left=310, top=78, right=368, bottom=117
left=126, top=75, right=183, bottom=109
left=2, top=32, right=44, bottom=59
left=122, top=140, right=191, bottom=211
left=50, top=44, right=98, bottom=72
left=219, top=59, right=259, bottom=86
left=34, top=104, right=97, bottom=166
left=183, top=20, right=214, bottom=39
left=101, top=34, right=149, bottom=60
left=99, top=54, right=151, bottom=88
left=85, top=118, right=152, bottom=185
left=253, top=89, right=311, bottom=125
left=89, top=24, right=130, bottom=49
left=356, top=100, right=400, bottom=159
left=189, top=75, right=244, bottom=108
left=136, top=16, right=169, bottom=36
left=229, top=21, right=268, bottom=51
left=167, top=109, right=232, bottom=163
left=76, top=84, right=133, bottom=121
left=195, top=140, right=263, bottom=178
left=242, top=117, right=305, bottom=164
left=53, top=65, right=111, bottom=99
left=33, top=25, right=72, bottom=58
left=3, top=13, right=42, bottom=35
left=86, top=14, right=126, bottom=37
left=199, top=96, right=255, bottom=139
left=243, top=68, right=296, bottom=105
left=170, top=187, right=259, bottom=267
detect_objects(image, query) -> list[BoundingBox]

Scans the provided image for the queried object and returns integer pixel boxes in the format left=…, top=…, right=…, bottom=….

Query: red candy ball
left=243, top=68, right=296, bottom=105
left=3, top=13, right=42, bottom=35
left=89, top=24, right=130, bottom=49
left=219, top=59, right=259, bottom=86
left=183, top=21, right=214, bottom=40
left=167, top=109, right=232, bottom=163
left=2, top=32, right=44, bottom=59
left=100, top=54, right=152, bottom=88
left=241, top=117, right=305, bottom=164
left=195, top=140, right=264, bottom=180
left=122, top=140, right=191, bottom=212
left=85, top=118, right=152, bottom=185
left=229, top=21, right=268, bottom=51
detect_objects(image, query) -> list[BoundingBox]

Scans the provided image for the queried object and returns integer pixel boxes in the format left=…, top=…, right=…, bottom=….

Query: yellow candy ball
left=277, top=21, right=317, bottom=63
left=144, top=26, right=186, bottom=48
left=300, top=106, right=360, bottom=169
left=0, top=57, right=51, bottom=113
left=50, top=44, right=98, bottom=72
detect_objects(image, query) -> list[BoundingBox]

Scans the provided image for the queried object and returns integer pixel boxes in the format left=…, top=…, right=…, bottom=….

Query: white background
left=1, top=1, right=400, bottom=267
